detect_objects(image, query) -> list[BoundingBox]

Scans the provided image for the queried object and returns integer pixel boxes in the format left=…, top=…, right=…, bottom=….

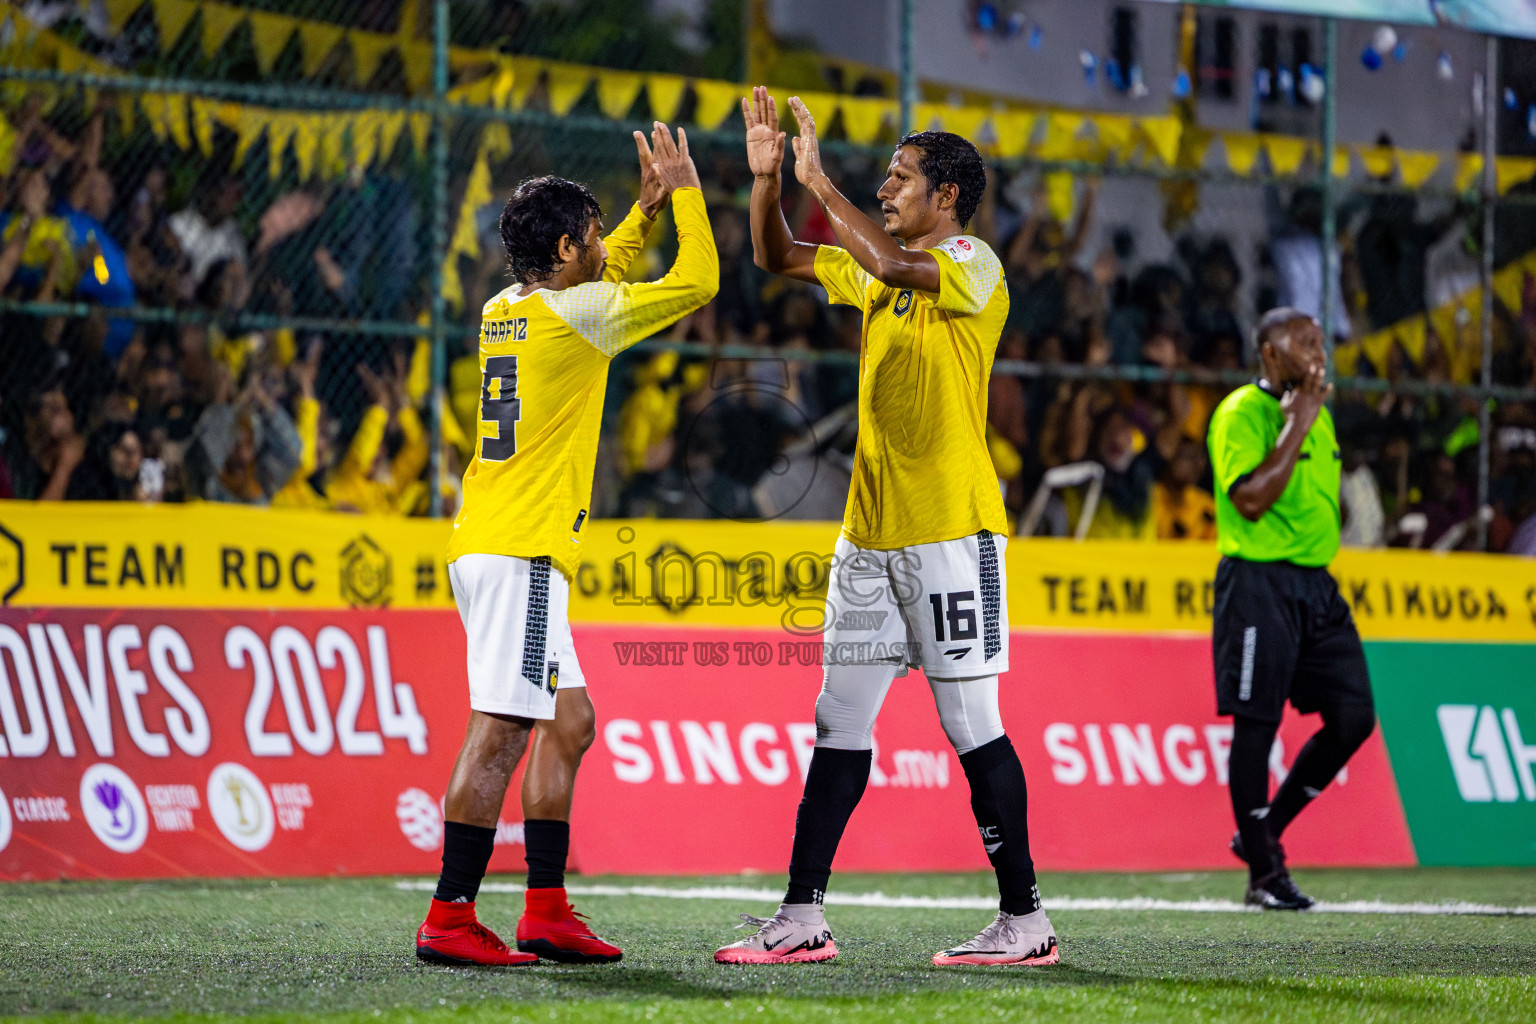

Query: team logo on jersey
left=893, top=290, right=913, bottom=317
left=545, top=661, right=560, bottom=697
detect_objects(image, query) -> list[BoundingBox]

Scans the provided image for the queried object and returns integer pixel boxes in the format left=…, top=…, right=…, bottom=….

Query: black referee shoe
left=1229, top=830, right=1289, bottom=866
left=1245, top=871, right=1315, bottom=911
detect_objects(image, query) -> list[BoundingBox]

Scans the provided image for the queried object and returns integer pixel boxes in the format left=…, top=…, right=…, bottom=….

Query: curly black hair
left=895, top=130, right=988, bottom=230
left=498, top=175, right=603, bottom=284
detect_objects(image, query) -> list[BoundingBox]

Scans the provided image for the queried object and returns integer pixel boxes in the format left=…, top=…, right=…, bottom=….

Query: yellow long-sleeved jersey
left=446, top=188, right=717, bottom=578
left=271, top=396, right=328, bottom=509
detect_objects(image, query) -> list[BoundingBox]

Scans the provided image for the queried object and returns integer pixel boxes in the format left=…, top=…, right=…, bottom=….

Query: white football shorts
left=822, top=531, right=1009, bottom=678
left=448, top=552, right=587, bottom=720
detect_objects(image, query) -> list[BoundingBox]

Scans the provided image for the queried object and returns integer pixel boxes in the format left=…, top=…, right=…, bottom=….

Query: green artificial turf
left=2, top=869, right=1532, bottom=1023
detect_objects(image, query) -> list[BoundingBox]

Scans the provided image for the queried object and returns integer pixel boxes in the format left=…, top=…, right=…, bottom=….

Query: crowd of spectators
left=4, top=89, right=1536, bottom=554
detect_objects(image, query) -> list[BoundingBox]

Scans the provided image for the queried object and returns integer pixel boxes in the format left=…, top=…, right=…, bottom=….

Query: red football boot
left=416, top=899, right=539, bottom=966
left=516, top=888, right=623, bottom=963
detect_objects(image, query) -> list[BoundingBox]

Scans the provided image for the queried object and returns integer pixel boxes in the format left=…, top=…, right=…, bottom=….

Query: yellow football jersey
left=814, top=234, right=1009, bottom=550
left=447, top=187, right=717, bottom=577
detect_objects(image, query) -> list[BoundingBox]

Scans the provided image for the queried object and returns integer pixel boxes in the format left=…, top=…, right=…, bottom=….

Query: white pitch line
left=393, top=880, right=1536, bottom=917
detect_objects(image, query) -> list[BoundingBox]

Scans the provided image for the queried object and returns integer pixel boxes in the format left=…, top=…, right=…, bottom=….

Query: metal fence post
left=428, top=0, right=451, bottom=518
left=1319, top=18, right=1338, bottom=352
left=1478, top=33, right=1498, bottom=550
left=899, top=0, right=916, bottom=137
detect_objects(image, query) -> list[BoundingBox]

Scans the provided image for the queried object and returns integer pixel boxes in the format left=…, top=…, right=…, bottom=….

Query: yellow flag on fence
left=1455, top=153, right=1483, bottom=192
left=298, top=20, right=344, bottom=76
left=1092, top=114, right=1135, bottom=160
left=349, top=111, right=380, bottom=170
left=154, top=0, right=198, bottom=47
left=1222, top=133, right=1262, bottom=177
left=409, top=112, right=431, bottom=156
left=377, top=110, right=407, bottom=161
left=1497, top=157, right=1536, bottom=195
left=289, top=114, right=320, bottom=180
left=401, top=43, right=433, bottom=93
left=481, top=121, right=513, bottom=163
left=189, top=97, right=215, bottom=156
left=489, top=63, right=516, bottom=110
left=837, top=95, right=890, bottom=146
left=938, top=105, right=989, bottom=142
left=1357, top=145, right=1395, bottom=180
left=104, top=0, right=141, bottom=35
left=1397, top=150, right=1440, bottom=189
left=1494, top=263, right=1526, bottom=314
left=199, top=3, right=246, bottom=58
left=990, top=110, right=1035, bottom=159
left=1137, top=116, right=1182, bottom=166
left=266, top=115, right=296, bottom=179
left=597, top=70, right=645, bottom=120
left=1397, top=316, right=1427, bottom=365
left=1331, top=147, right=1351, bottom=179
left=1044, top=171, right=1075, bottom=224
left=545, top=63, right=592, bottom=116
left=231, top=107, right=267, bottom=169
left=351, top=31, right=394, bottom=86
left=691, top=79, right=742, bottom=131
left=248, top=12, right=292, bottom=73
left=1263, top=135, right=1308, bottom=177
left=1359, top=327, right=1393, bottom=374
left=647, top=74, right=688, bottom=124
left=1037, top=113, right=1084, bottom=161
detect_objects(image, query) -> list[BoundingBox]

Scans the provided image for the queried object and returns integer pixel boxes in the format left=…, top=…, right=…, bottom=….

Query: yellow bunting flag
left=401, top=43, right=433, bottom=93
left=377, top=110, right=406, bottom=161
left=910, top=102, right=945, bottom=133
left=154, top=0, right=198, bottom=48
left=409, top=112, right=431, bottom=156
left=1136, top=116, right=1182, bottom=166
left=509, top=57, right=542, bottom=109
left=231, top=107, right=267, bottom=169
left=350, top=32, right=394, bottom=86
left=481, top=122, right=513, bottom=163
left=1333, top=340, right=1360, bottom=377
left=289, top=114, right=320, bottom=180
left=691, top=79, right=742, bottom=131
left=490, top=63, right=516, bottom=110
left=1397, top=316, right=1427, bottom=365
left=546, top=63, right=593, bottom=116
left=1494, top=263, right=1526, bottom=314
left=836, top=95, right=891, bottom=145
left=1357, top=145, right=1395, bottom=179
left=1092, top=114, right=1135, bottom=159
left=597, top=70, right=645, bottom=120
left=1044, top=171, right=1075, bottom=223
left=1496, top=156, right=1536, bottom=195
left=348, top=111, right=379, bottom=170
left=199, top=3, right=246, bottom=58
left=189, top=97, right=216, bottom=156
left=1331, top=147, right=1351, bottom=179
left=164, top=94, right=191, bottom=150
left=1397, top=150, right=1440, bottom=189
left=248, top=12, right=293, bottom=73
left=937, top=104, right=988, bottom=142
left=646, top=74, right=688, bottom=124
left=1037, top=112, right=1084, bottom=161
left=990, top=110, right=1036, bottom=159
left=1358, top=327, right=1393, bottom=375
left=1455, top=153, right=1484, bottom=192
left=297, top=20, right=345, bottom=76
left=104, top=0, right=143, bottom=35
left=1222, top=133, right=1262, bottom=177
left=1263, top=135, right=1308, bottom=177
left=266, top=116, right=296, bottom=179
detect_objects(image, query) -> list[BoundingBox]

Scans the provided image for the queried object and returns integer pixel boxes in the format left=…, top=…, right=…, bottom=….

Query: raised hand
left=646, top=121, right=702, bottom=195
left=787, top=96, right=826, bottom=189
left=1280, top=362, right=1332, bottom=434
left=741, top=86, right=786, bottom=179
left=634, top=125, right=669, bottom=219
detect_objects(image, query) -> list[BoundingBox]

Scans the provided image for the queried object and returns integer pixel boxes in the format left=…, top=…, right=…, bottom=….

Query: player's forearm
left=1231, top=423, right=1307, bottom=521
left=749, top=173, right=815, bottom=277
left=804, top=175, right=939, bottom=292
left=666, top=187, right=720, bottom=301
left=601, top=203, right=654, bottom=284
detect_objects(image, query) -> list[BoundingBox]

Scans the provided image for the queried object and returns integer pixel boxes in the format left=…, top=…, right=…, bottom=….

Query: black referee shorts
left=1212, top=556, right=1374, bottom=723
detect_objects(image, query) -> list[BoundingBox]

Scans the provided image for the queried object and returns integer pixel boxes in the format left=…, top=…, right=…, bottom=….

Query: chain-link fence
left=2, top=1, right=1534, bottom=552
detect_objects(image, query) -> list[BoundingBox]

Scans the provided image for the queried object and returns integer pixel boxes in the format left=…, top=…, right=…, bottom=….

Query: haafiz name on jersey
left=0, top=622, right=426, bottom=760
left=1438, top=704, right=1536, bottom=802
left=604, top=719, right=951, bottom=789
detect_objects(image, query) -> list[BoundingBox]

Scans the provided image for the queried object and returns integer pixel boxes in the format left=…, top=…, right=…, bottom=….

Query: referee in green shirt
left=1207, top=308, right=1376, bottom=910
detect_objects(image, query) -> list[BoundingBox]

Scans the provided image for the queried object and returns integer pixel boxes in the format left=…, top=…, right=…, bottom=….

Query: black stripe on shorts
left=977, top=530, right=1001, bottom=661
left=520, top=556, right=552, bottom=690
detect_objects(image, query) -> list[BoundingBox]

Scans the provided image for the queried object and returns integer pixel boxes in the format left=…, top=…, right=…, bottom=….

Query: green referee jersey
left=1208, top=381, right=1341, bottom=567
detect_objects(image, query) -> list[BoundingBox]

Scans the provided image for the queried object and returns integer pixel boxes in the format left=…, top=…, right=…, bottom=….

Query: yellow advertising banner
left=1, top=503, right=1533, bottom=642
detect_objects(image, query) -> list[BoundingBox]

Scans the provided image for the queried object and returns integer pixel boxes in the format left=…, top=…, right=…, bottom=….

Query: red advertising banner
left=0, top=610, right=1415, bottom=882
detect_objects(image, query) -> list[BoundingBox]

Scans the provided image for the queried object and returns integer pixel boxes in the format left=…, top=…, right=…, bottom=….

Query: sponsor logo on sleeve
left=939, top=236, right=977, bottom=263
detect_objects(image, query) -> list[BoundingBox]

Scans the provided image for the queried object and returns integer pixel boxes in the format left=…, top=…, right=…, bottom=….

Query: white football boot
left=933, top=908, right=1059, bottom=966
left=714, top=906, right=838, bottom=964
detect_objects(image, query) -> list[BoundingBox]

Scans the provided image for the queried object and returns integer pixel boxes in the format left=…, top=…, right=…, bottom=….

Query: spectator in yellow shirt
left=325, top=355, right=428, bottom=515
left=1154, top=437, right=1217, bottom=541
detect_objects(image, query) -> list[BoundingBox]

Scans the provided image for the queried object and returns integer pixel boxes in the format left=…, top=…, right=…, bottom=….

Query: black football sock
left=784, top=747, right=871, bottom=905
left=523, top=819, right=570, bottom=890
left=1267, top=702, right=1376, bottom=838
left=1230, top=715, right=1280, bottom=882
left=958, top=735, right=1040, bottom=915
left=434, top=821, right=497, bottom=903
